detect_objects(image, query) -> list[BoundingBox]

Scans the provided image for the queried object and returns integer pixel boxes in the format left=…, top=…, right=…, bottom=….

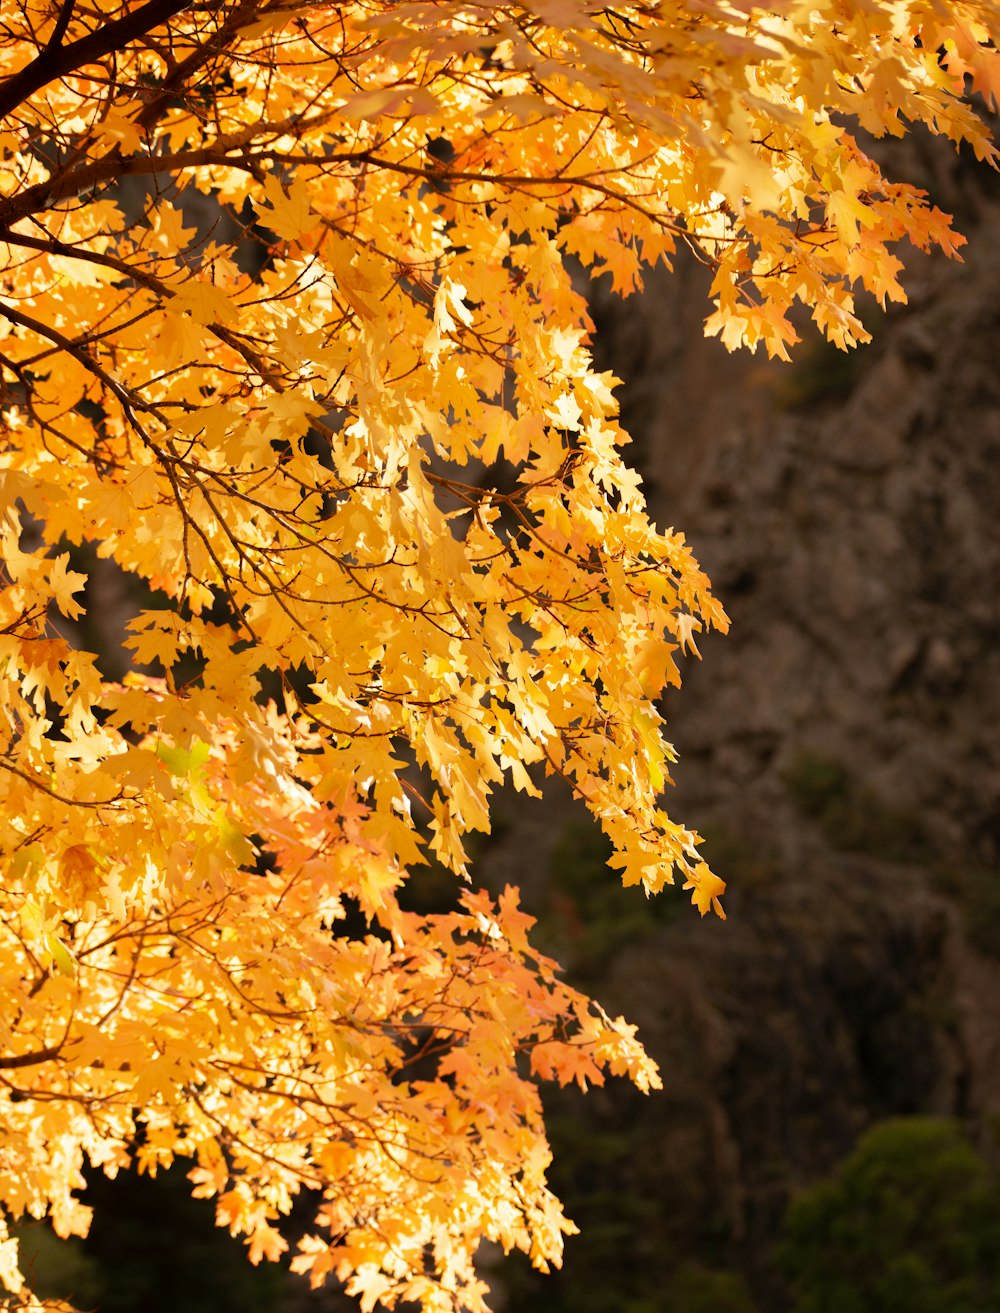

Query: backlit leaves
left=0, top=0, right=997, bottom=1309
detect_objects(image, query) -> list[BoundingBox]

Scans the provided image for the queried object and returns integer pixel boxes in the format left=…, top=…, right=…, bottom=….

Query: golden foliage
left=0, top=0, right=996, bottom=1307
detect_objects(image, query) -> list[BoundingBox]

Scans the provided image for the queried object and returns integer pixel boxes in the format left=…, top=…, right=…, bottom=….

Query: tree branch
left=0, top=0, right=195, bottom=122
left=133, top=0, right=262, bottom=135
left=0, top=1042, right=66, bottom=1069
left=0, top=301, right=158, bottom=412
left=42, top=0, right=78, bottom=60
left=0, top=113, right=332, bottom=227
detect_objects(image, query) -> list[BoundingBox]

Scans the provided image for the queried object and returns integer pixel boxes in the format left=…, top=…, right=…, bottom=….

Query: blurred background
left=13, top=132, right=1000, bottom=1312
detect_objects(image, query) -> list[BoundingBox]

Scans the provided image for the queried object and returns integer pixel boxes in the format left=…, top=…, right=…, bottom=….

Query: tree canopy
left=0, top=2, right=997, bottom=1309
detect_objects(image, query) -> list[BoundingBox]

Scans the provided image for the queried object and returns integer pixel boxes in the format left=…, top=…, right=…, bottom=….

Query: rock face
left=483, top=169, right=1000, bottom=1308
left=655, top=232, right=1000, bottom=880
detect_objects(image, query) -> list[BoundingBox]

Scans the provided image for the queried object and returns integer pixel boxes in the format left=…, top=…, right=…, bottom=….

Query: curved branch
left=0, top=0, right=194, bottom=122
left=0, top=113, right=336, bottom=227
left=0, top=301, right=161, bottom=415
left=0, top=1042, right=66, bottom=1069
left=42, top=0, right=79, bottom=62
left=0, top=758, right=126, bottom=808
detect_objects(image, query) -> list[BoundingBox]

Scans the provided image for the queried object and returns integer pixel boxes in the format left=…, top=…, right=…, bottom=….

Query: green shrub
left=778, top=1118, right=1000, bottom=1313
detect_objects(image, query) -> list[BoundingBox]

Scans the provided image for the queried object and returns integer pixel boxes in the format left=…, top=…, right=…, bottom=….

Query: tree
left=778, top=1119, right=1000, bottom=1313
left=0, top=2, right=997, bottom=1309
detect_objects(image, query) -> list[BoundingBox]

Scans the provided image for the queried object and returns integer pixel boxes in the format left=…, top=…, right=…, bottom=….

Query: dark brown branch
left=0, top=0, right=195, bottom=122
left=0, top=114, right=332, bottom=227
left=42, top=0, right=78, bottom=61
left=0, top=1042, right=66, bottom=1069
left=133, top=0, right=262, bottom=135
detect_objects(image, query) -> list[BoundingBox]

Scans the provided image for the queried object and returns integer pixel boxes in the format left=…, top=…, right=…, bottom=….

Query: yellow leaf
left=253, top=173, right=317, bottom=242
left=684, top=864, right=727, bottom=919
left=167, top=280, right=239, bottom=326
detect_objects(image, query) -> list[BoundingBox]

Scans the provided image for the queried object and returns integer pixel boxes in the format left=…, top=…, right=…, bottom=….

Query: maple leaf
left=684, top=864, right=728, bottom=920
left=253, top=173, right=318, bottom=242
left=47, top=553, right=87, bottom=620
